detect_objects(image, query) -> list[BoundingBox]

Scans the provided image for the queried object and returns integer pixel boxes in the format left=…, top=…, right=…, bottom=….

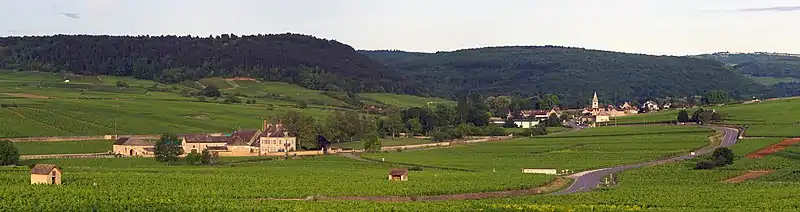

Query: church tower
left=591, top=92, right=599, bottom=110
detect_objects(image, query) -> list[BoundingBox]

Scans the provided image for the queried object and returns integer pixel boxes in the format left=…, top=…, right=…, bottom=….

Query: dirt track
left=724, top=170, right=774, bottom=183
left=2, top=93, right=49, bottom=99
left=264, top=177, right=571, bottom=202
left=745, top=138, right=800, bottom=159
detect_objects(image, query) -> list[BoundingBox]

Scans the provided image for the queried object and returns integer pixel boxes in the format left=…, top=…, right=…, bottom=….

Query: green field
left=611, top=110, right=679, bottom=125
left=359, top=93, right=454, bottom=108
left=746, top=75, right=800, bottom=86
left=331, top=137, right=432, bottom=149
left=0, top=70, right=451, bottom=138
left=14, top=140, right=112, bottom=155
left=364, top=126, right=713, bottom=173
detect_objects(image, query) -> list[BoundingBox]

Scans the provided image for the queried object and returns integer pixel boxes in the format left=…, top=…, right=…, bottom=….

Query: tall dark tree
left=0, top=140, right=19, bottom=166
left=154, top=134, right=183, bottom=163
left=677, top=110, right=691, bottom=123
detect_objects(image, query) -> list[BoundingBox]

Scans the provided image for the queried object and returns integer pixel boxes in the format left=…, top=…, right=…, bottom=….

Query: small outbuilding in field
left=388, top=168, right=408, bottom=181
left=30, top=164, right=62, bottom=185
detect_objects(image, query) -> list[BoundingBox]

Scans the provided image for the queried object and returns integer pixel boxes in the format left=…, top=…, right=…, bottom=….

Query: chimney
left=263, top=120, right=267, bottom=131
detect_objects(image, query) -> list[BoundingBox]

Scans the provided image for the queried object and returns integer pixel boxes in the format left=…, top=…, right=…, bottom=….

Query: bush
left=695, top=160, right=715, bottom=170
left=185, top=150, right=202, bottom=165
left=409, top=166, right=423, bottom=171
left=296, top=101, right=308, bottom=109
left=0, top=140, right=20, bottom=166
left=712, top=147, right=734, bottom=166
left=201, top=149, right=216, bottom=165
left=432, top=131, right=453, bottom=141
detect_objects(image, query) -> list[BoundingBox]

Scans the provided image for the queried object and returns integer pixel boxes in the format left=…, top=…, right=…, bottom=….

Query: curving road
left=554, top=126, right=739, bottom=194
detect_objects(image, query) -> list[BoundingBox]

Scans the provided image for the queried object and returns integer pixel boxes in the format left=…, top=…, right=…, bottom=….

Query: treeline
left=362, top=47, right=767, bottom=107
left=0, top=34, right=421, bottom=94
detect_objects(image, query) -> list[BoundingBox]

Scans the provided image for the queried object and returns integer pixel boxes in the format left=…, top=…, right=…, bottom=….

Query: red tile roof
left=30, top=164, right=60, bottom=175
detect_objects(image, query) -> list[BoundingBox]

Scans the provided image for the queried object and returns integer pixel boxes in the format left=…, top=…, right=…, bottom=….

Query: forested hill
left=693, top=52, right=800, bottom=79
left=0, top=34, right=419, bottom=94
left=362, top=47, right=766, bottom=107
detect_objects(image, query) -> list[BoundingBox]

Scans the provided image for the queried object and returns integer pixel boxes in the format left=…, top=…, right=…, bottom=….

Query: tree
left=201, top=149, right=216, bottom=165
left=185, top=150, right=202, bottom=165
left=362, top=131, right=381, bottom=151
left=281, top=110, right=302, bottom=136
left=546, top=113, right=562, bottom=127
left=383, top=111, right=406, bottom=137
left=202, top=85, right=221, bottom=97
left=154, top=134, right=183, bottom=163
left=296, top=101, right=308, bottom=109
left=701, top=90, right=731, bottom=105
left=297, top=115, right=319, bottom=150
left=115, top=80, right=129, bottom=88
left=537, top=94, right=560, bottom=110
left=712, top=147, right=734, bottom=166
left=406, top=118, right=422, bottom=135
left=0, top=140, right=19, bottom=166
left=677, top=110, right=691, bottom=123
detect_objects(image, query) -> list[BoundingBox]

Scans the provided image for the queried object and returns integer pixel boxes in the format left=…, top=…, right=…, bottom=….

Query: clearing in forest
left=745, top=138, right=800, bottom=158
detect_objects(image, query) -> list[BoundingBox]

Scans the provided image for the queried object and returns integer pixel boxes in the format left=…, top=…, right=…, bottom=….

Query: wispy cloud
left=60, top=12, right=81, bottom=19
left=737, top=6, right=800, bottom=12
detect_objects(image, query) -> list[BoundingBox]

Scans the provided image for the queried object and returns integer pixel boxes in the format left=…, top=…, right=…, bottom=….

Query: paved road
left=553, top=126, right=739, bottom=194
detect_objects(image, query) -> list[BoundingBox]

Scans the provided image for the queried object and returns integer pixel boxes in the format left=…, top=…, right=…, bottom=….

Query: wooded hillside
left=0, top=34, right=420, bottom=94
left=362, top=47, right=766, bottom=107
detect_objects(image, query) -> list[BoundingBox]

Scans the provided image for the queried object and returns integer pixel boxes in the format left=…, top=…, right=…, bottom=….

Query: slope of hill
left=362, top=47, right=766, bottom=107
left=0, top=34, right=419, bottom=94
left=694, top=52, right=800, bottom=80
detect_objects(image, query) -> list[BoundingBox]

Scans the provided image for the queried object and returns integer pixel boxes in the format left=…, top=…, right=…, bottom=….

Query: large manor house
left=112, top=121, right=297, bottom=157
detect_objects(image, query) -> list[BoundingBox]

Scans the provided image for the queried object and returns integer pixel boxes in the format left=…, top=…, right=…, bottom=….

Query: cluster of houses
left=493, top=92, right=677, bottom=128
left=490, top=108, right=562, bottom=128
left=112, top=121, right=297, bottom=157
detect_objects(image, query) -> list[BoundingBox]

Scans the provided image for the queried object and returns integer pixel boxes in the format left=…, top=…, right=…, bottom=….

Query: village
left=25, top=91, right=683, bottom=186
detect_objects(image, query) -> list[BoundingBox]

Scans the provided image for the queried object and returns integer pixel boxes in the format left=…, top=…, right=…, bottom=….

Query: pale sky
left=1, top=0, right=799, bottom=55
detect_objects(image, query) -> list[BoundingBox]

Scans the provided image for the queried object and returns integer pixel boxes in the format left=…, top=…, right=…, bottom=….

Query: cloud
left=60, top=12, right=81, bottom=19
left=737, top=6, right=800, bottom=12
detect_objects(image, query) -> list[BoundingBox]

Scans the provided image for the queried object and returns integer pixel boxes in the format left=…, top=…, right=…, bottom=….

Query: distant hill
left=0, top=34, right=420, bottom=94
left=693, top=52, right=800, bottom=79
left=362, top=47, right=766, bottom=107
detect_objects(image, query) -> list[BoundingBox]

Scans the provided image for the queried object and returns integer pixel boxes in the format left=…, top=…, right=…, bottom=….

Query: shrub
left=0, top=140, right=20, bottom=166
left=432, top=131, right=453, bottom=141
left=185, top=150, right=202, bottom=165
left=201, top=149, right=216, bottom=165
left=695, top=160, right=715, bottom=170
left=409, top=166, right=423, bottom=171
left=712, top=147, right=734, bottom=166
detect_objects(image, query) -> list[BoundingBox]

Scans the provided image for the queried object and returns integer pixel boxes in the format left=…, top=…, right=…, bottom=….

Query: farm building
left=179, top=121, right=297, bottom=157
left=30, top=164, right=62, bottom=185
left=112, top=137, right=155, bottom=156
left=388, top=169, right=409, bottom=181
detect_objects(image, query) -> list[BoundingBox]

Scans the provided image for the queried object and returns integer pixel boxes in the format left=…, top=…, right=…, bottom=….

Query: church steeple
left=591, top=92, right=599, bottom=109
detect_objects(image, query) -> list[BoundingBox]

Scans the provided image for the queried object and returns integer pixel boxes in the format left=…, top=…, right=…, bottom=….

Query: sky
left=1, top=0, right=799, bottom=55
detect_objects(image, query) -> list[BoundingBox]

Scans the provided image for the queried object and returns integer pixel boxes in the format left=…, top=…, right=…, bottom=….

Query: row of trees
left=676, top=108, right=724, bottom=124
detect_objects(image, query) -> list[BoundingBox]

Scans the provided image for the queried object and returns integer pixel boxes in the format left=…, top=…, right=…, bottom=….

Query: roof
left=232, top=129, right=259, bottom=143
left=143, top=147, right=155, bottom=152
left=113, top=137, right=153, bottom=146
left=389, top=168, right=409, bottom=176
left=206, top=146, right=228, bottom=151
left=30, top=164, right=60, bottom=175
left=183, top=135, right=230, bottom=143
left=260, top=124, right=289, bottom=138
left=597, top=111, right=612, bottom=116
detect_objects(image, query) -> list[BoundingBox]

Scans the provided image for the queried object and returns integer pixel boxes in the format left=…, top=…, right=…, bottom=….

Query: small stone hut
left=388, top=168, right=409, bottom=181
left=30, top=164, right=62, bottom=185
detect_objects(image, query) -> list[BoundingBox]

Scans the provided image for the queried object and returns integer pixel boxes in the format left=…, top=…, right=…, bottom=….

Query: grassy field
left=359, top=93, right=454, bottom=108
left=331, top=137, right=432, bottom=149
left=611, top=110, right=679, bottom=125
left=0, top=70, right=449, bottom=138
left=364, top=126, right=713, bottom=173
left=0, top=156, right=554, bottom=210
left=14, top=140, right=112, bottom=155
left=745, top=75, right=800, bottom=86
